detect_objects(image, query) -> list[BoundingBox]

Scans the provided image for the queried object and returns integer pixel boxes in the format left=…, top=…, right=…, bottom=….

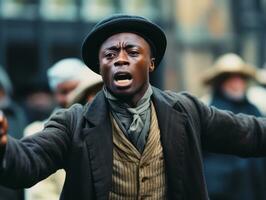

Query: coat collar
left=83, top=91, right=108, bottom=126
left=82, top=88, right=188, bottom=199
left=82, top=91, right=113, bottom=199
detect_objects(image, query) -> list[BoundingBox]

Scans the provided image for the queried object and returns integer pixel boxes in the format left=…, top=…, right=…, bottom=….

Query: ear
left=149, top=58, right=155, bottom=72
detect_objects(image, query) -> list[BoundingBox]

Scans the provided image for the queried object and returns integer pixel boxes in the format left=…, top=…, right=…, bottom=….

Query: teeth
left=116, top=79, right=130, bottom=84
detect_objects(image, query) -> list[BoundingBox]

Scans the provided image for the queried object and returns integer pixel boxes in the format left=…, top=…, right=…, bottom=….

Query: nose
left=114, top=51, right=129, bottom=67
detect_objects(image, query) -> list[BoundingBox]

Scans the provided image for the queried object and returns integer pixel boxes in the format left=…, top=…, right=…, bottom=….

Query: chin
left=110, top=87, right=135, bottom=98
left=113, top=90, right=133, bottom=97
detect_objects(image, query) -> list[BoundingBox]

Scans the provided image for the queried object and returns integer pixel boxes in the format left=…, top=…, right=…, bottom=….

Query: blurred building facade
left=0, top=0, right=265, bottom=100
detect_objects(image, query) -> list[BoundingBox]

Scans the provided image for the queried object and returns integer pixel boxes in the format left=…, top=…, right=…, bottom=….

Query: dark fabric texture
left=0, top=101, right=27, bottom=200
left=204, top=91, right=266, bottom=200
left=81, top=14, right=167, bottom=74
left=1, top=87, right=266, bottom=200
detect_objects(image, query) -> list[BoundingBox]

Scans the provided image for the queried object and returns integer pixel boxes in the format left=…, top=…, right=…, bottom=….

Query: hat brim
left=82, top=17, right=167, bottom=74
left=202, top=67, right=256, bottom=85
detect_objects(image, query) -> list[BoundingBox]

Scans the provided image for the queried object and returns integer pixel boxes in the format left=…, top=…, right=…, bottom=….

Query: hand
left=0, top=110, right=8, bottom=146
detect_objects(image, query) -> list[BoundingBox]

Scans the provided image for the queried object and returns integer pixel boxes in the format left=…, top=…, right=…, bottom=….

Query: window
left=0, top=0, right=38, bottom=19
left=81, top=0, right=115, bottom=21
left=40, top=0, right=78, bottom=21
left=175, top=0, right=232, bottom=43
left=119, top=0, right=158, bottom=19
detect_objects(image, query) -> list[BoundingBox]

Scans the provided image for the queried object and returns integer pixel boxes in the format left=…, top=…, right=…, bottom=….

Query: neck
left=104, top=85, right=152, bottom=107
left=120, top=93, right=145, bottom=107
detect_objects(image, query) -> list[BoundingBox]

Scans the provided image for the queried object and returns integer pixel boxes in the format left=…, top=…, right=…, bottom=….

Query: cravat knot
left=103, top=85, right=153, bottom=152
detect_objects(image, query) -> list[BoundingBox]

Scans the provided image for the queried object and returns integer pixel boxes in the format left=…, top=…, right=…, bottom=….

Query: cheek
left=134, top=68, right=149, bottom=84
left=100, top=66, right=111, bottom=84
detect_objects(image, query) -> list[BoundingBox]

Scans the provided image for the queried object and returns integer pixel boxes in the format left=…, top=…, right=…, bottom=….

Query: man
left=24, top=57, right=88, bottom=135
left=1, top=14, right=266, bottom=200
left=201, top=53, right=265, bottom=200
left=202, top=53, right=261, bottom=116
left=24, top=58, right=93, bottom=200
left=47, top=58, right=88, bottom=109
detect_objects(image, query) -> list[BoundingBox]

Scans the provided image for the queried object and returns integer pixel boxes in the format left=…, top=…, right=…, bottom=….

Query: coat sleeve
left=0, top=105, right=83, bottom=189
left=180, top=93, right=266, bottom=157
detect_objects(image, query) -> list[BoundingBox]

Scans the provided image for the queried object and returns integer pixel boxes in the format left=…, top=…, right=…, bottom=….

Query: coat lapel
left=82, top=91, right=113, bottom=199
left=152, top=87, right=188, bottom=199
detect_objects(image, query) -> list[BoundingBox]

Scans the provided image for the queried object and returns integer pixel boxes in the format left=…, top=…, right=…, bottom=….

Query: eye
left=128, top=50, right=139, bottom=57
left=104, top=51, right=116, bottom=59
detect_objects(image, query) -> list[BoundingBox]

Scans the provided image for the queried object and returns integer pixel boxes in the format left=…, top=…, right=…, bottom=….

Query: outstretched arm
left=0, top=105, right=83, bottom=189
left=176, top=92, right=266, bottom=157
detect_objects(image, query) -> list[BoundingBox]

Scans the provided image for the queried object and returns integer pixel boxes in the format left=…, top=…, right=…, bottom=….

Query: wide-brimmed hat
left=202, top=53, right=257, bottom=85
left=66, top=67, right=103, bottom=107
left=81, top=14, right=167, bottom=74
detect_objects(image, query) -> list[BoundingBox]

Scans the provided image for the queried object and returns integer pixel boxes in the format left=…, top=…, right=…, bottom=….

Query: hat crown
left=215, top=53, right=246, bottom=70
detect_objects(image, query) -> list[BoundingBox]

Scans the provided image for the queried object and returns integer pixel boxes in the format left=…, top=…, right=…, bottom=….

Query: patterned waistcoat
left=109, top=103, right=167, bottom=200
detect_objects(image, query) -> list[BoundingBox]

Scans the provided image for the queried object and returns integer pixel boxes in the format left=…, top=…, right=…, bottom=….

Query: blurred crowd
left=0, top=57, right=103, bottom=200
left=1, top=53, right=266, bottom=200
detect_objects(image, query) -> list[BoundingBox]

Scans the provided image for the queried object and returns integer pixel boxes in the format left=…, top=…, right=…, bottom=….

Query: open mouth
left=114, top=72, right=133, bottom=87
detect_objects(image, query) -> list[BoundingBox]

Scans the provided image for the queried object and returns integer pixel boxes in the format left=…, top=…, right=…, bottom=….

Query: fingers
left=0, top=110, right=8, bottom=146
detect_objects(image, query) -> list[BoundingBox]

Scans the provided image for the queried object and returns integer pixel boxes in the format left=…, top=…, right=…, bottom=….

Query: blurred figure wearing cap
left=202, top=53, right=265, bottom=200
left=47, top=58, right=88, bottom=109
left=2, top=14, right=266, bottom=200
left=24, top=58, right=91, bottom=200
left=24, top=57, right=87, bottom=135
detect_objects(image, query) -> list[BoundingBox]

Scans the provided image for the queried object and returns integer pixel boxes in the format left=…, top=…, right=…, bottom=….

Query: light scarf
left=103, top=85, right=153, bottom=153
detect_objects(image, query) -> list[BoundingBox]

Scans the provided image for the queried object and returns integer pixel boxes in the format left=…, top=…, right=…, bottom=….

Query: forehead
left=100, top=32, right=151, bottom=49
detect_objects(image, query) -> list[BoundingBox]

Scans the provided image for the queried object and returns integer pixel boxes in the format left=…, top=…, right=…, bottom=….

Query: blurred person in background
left=23, top=87, right=55, bottom=124
left=23, top=58, right=88, bottom=124
left=0, top=66, right=26, bottom=200
left=24, top=57, right=87, bottom=134
left=247, top=63, right=266, bottom=116
left=201, top=53, right=265, bottom=200
left=24, top=58, right=103, bottom=200
left=47, top=58, right=88, bottom=109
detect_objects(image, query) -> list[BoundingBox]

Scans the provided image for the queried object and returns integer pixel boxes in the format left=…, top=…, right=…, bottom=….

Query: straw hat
left=202, top=53, right=257, bottom=85
left=66, top=68, right=103, bottom=107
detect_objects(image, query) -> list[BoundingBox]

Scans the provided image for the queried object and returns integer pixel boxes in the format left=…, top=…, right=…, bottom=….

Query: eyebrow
left=104, top=44, right=141, bottom=51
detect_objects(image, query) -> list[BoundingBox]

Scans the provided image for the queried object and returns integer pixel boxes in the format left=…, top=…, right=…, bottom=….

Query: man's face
left=55, top=80, right=79, bottom=108
left=221, top=74, right=247, bottom=100
left=98, top=32, right=155, bottom=105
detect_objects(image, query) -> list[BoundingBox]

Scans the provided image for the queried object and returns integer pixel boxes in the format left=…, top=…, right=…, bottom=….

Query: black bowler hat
left=81, top=14, right=167, bottom=74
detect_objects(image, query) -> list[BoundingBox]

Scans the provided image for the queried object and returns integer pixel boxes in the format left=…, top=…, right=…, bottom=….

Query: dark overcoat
left=1, top=87, right=266, bottom=200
